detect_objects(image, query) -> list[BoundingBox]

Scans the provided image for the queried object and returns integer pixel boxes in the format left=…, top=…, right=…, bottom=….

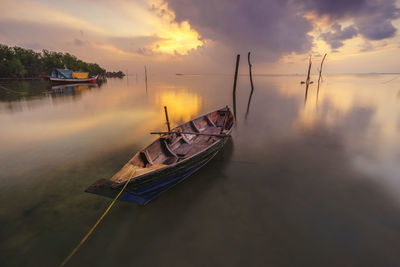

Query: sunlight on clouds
left=151, top=21, right=203, bottom=55
left=0, top=0, right=203, bottom=58
left=279, top=12, right=400, bottom=73
left=93, top=43, right=131, bottom=56
left=147, top=0, right=204, bottom=55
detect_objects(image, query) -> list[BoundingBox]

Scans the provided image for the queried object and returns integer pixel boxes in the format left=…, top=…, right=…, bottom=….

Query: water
left=0, top=74, right=400, bottom=266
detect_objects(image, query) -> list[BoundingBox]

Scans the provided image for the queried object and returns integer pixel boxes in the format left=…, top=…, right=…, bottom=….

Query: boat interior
left=111, top=107, right=234, bottom=184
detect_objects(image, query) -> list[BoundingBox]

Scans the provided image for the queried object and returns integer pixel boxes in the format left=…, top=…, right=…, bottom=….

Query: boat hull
left=86, top=135, right=229, bottom=205
left=49, top=75, right=98, bottom=84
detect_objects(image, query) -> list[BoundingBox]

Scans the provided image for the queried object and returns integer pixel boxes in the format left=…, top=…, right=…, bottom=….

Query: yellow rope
left=60, top=168, right=136, bottom=267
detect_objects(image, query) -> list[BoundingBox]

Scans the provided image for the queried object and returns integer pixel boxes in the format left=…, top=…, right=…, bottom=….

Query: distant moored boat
left=44, top=69, right=97, bottom=83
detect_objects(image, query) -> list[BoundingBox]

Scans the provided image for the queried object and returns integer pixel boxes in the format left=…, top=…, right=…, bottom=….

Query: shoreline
left=0, top=77, right=43, bottom=81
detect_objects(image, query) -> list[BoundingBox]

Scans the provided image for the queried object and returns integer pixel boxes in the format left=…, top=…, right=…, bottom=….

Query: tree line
left=0, top=44, right=107, bottom=78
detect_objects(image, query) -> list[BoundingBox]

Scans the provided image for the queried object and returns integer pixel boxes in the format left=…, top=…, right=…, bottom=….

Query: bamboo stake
left=306, top=55, right=312, bottom=90
left=317, top=54, right=327, bottom=87
left=232, top=54, right=240, bottom=120
left=164, top=106, right=171, bottom=132
left=316, top=53, right=327, bottom=104
left=233, top=54, right=240, bottom=95
left=246, top=52, right=254, bottom=119
left=248, top=52, right=254, bottom=92
left=305, top=56, right=312, bottom=105
left=144, top=65, right=148, bottom=92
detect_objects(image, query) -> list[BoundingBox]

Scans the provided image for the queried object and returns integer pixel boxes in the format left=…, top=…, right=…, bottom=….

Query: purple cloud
left=297, top=0, right=400, bottom=41
left=163, top=0, right=399, bottom=58
left=321, top=24, right=358, bottom=49
left=295, top=0, right=367, bottom=18
left=163, top=0, right=313, bottom=61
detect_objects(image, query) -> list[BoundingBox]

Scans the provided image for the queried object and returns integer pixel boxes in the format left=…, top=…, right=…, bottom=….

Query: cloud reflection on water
left=1, top=75, right=400, bottom=266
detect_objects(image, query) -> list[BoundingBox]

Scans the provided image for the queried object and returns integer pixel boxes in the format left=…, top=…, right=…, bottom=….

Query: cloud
left=359, top=40, right=388, bottom=52
left=360, top=41, right=374, bottom=52
left=296, top=0, right=367, bottom=18
left=163, top=0, right=399, bottom=61
left=320, top=23, right=358, bottom=49
left=355, top=14, right=398, bottom=40
left=297, top=0, right=400, bottom=41
left=0, top=20, right=139, bottom=67
left=163, top=0, right=314, bottom=61
left=107, top=35, right=162, bottom=54
left=1, top=0, right=399, bottom=73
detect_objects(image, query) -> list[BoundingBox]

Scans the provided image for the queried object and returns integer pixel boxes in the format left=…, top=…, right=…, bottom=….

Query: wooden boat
left=44, top=69, right=98, bottom=84
left=86, top=106, right=234, bottom=205
left=49, top=75, right=97, bottom=84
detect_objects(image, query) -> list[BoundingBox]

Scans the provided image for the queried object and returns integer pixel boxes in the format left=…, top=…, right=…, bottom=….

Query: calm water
left=1, top=74, right=400, bottom=266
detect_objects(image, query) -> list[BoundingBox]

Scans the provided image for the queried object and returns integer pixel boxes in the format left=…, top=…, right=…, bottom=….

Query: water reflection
left=50, top=83, right=99, bottom=95
left=304, top=82, right=310, bottom=105
left=291, top=75, right=400, bottom=200
left=153, top=90, right=202, bottom=125
left=0, top=80, right=49, bottom=102
left=232, top=88, right=237, bottom=121
left=245, top=82, right=254, bottom=120
left=0, top=81, right=105, bottom=114
left=1, top=75, right=400, bottom=267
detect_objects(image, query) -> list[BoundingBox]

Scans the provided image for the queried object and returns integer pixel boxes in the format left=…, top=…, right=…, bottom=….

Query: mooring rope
left=60, top=168, right=136, bottom=267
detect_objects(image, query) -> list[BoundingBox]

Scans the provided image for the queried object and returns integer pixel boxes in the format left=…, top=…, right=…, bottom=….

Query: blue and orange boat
left=41, top=69, right=97, bottom=83
left=86, top=106, right=234, bottom=205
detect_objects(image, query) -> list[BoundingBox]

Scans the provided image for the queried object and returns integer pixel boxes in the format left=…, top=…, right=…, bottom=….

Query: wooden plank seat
left=216, top=111, right=228, bottom=127
left=190, top=121, right=200, bottom=132
left=205, top=115, right=216, bottom=127
left=173, top=143, right=192, bottom=157
left=140, top=150, right=153, bottom=167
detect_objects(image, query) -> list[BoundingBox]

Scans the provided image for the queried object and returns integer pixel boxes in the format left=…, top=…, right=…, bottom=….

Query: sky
left=0, top=0, right=399, bottom=74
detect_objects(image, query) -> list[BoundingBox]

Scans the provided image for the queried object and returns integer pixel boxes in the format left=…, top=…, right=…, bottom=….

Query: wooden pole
left=317, top=54, right=327, bottom=87
left=305, top=56, right=312, bottom=105
left=306, top=55, right=312, bottom=90
left=316, top=53, right=327, bottom=104
left=233, top=54, right=240, bottom=95
left=164, top=106, right=171, bottom=132
left=248, top=52, right=254, bottom=92
left=232, top=54, right=240, bottom=120
left=144, top=65, right=148, bottom=92
left=246, top=52, right=254, bottom=119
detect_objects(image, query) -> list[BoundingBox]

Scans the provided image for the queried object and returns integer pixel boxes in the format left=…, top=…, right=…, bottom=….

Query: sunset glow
left=0, top=0, right=399, bottom=73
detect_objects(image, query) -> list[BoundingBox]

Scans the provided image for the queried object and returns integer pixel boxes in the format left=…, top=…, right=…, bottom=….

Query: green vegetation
left=0, top=44, right=106, bottom=78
